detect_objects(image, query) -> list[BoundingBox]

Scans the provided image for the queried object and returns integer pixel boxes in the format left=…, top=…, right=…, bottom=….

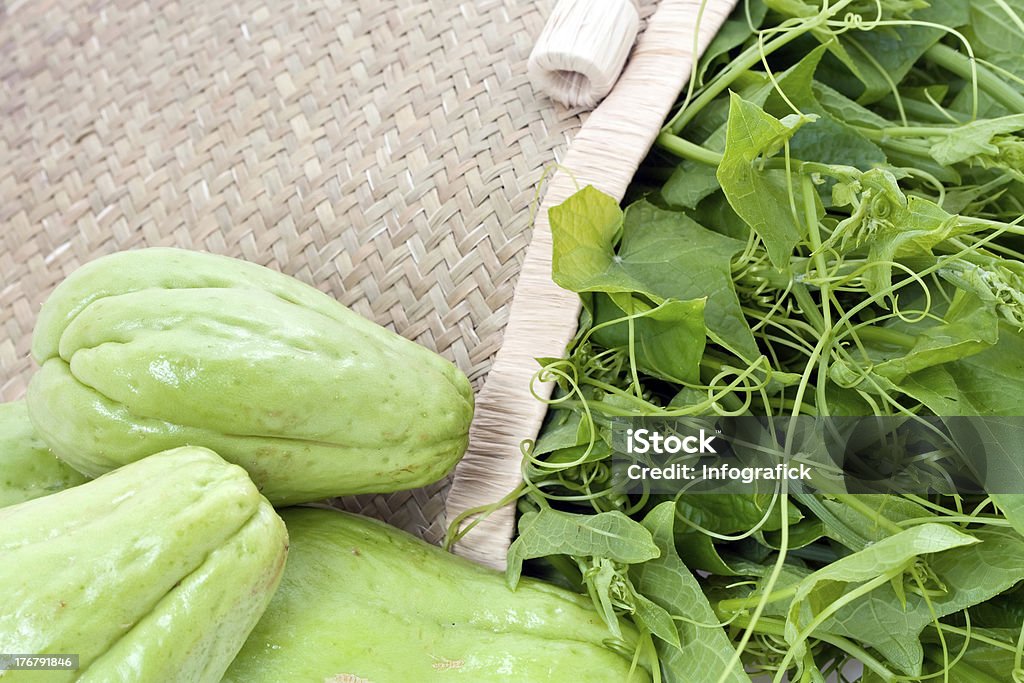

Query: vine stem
left=664, top=0, right=861, bottom=134
left=718, top=585, right=798, bottom=612
left=716, top=482, right=792, bottom=683
left=656, top=132, right=723, bottom=165
left=773, top=572, right=895, bottom=682
left=926, top=43, right=1024, bottom=116
left=729, top=614, right=897, bottom=682
left=834, top=495, right=906, bottom=535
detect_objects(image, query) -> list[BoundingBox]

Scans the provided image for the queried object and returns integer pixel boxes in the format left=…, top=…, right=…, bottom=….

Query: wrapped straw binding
left=528, top=0, right=641, bottom=108
left=447, top=0, right=741, bottom=568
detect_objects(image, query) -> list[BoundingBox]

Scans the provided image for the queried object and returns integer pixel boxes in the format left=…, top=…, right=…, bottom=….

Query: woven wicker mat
left=0, top=0, right=652, bottom=543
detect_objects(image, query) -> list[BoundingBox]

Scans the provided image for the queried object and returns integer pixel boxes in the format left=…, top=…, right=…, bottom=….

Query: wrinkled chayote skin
left=27, top=247, right=474, bottom=505
left=0, top=400, right=87, bottom=508
left=223, top=508, right=653, bottom=683
left=0, top=446, right=288, bottom=683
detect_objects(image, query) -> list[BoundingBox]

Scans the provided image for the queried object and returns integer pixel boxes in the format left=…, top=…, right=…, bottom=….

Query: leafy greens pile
left=504, top=1, right=1024, bottom=681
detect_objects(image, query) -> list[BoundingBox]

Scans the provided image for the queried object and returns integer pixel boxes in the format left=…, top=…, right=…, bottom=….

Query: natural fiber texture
left=448, top=0, right=741, bottom=568
left=0, top=0, right=633, bottom=544
left=528, top=0, right=640, bottom=108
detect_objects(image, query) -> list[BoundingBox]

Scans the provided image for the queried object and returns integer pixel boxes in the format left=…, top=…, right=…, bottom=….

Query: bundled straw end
left=527, top=0, right=640, bottom=109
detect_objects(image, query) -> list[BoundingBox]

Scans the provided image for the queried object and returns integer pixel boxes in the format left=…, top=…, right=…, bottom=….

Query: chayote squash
left=0, top=400, right=88, bottom=508
left=0, top=446, right=288, bottom=682
left=222, top=508, right=653, bottom=683
left=26, top=247, right=474, bottom=505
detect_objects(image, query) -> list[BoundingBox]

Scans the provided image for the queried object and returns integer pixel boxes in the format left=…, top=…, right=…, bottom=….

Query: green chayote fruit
left=223, top=508, right=653, bottom=683
left=26, top=247, right=474, bottom=505
left=0, top=400, right=88, bottom=508
left=0, top=446, right=288, bottom=682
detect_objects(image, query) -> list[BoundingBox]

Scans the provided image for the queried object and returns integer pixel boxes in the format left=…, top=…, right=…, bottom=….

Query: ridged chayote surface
left=0, top=400, right=88, bottom=508
left=222, top=508, right=653, bottom=683
left=0, top=446, right=288, bottom=682
left=26, top=247, right=474, bottom=505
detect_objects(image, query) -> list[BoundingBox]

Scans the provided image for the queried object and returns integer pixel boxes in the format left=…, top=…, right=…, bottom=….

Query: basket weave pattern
left=1, top=0, right=586, bottom=542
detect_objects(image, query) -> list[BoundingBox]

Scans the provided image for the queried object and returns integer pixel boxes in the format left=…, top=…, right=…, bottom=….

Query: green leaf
left=676, top=494, right=801, bottom=535
left=633, top=502, right=751, bottom=683
left=588, top=557, right=629, bottom=639
left=830, top=291, right=1000, bottom=388
left=818, top=0, right=969, bottom=104
left=966, top=0, right=1024, bottom=60
left=618, top=200, right=758, bottom=359
left=943, top=416, right=1024, bottom=500
left=928, top=114, right=1024, bottom=165
left=784, top=523, right=979, bottom=671
left=695, top=0, right=769, bottom=86
left=591, top=294, right=707, bottom=384
left=923, top=630, right=1019, bottom=683
left=818, top=495, right=934, bottom=546
left=533, top=409, right=589, bottom=456
left=757, top=519, right=825, bottom=550
left=688, top=191, right=753, bottom=242
left=718, top=92, right=817, bottom=267
left=968, top=586, right=1024, bottom=628
left=951, top=0, right=1024, bottom=116
left=821, top=528, right=1024, bottom=675
left=673, top=496, right=801, bottom=575
left=902, top=324, right=1024, bottom=415
left=662, top=161, right=721, bottom=209
left=992, top=493, right=1024, bottom=538
left=813, top=81, right=891, bottom=129
left=630, top=591, right=681, bottom=649
left=550, top=190, right=757, bottom=360
left=675, top=533, right=743, bottom=577
left=506, top=508, right=659, bottom=588
left=765, top=46, right=835, bottom=118
left=538, top=442, right=612, bottom=467
left=662, top=102, right=731, bottom=210
left=550, top=185, right=637, bottom=294
left=790, top=116, right=886, bottom=173
left=764, top=0, right=817, bottom=16
left=763, top=45, right=886, bottom=170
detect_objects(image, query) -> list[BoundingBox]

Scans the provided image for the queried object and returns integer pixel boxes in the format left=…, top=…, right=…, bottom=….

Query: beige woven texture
left=448, top=0, right=740, bottom=567
left=0, top=0, right=632, bottom=543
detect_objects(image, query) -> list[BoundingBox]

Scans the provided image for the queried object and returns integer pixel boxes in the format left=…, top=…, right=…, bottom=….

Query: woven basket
left=0, top=0, right=664, bottom=544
